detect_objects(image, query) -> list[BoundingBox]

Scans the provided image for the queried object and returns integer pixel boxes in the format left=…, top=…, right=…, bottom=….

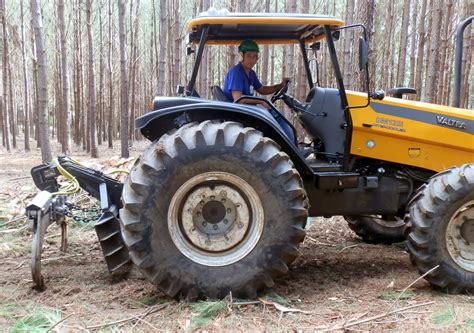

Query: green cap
left=238, top=39, right=259, bottom=53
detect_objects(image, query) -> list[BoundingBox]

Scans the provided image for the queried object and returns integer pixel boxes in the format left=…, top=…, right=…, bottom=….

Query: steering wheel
left=271, top=80, right=290, bottom=103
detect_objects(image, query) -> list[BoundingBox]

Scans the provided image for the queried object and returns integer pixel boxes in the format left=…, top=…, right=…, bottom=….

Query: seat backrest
left=211, top=85, right=232, bottom=102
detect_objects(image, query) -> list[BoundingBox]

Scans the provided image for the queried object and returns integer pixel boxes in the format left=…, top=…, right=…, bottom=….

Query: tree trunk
left=415, top=0, right=428, bottom=99
left=118, top=0, right=129, bottom=158
left=158, top=0, right=167, bottom=94
left=355, top=0, right=376, bottom=91
left=58, top=0, right=70, bottom=153
left=7, top=53, right=16, bottom=149
left=437, top=0, right=453, bottom=105
left=259, top=0, right=270, bottom=84
left=424, top=0, right=442, bottom=103
left=20, top=0, right=30, bottom=151
left=98, top=6, right=104, bottom=145
left=1, top=0, right=10, bottom=151
left=0, top=12, right=3, bottom=149
left=30, top=0, right=52, bottom=162
left=107, top=0, right=113, bottom=148
left=342, top=0, right=355, bottom=90
left=128, top=0, right=140, bottom=141
left=297, top=0, right=309, bottom=100
left=381, top=1, right=394, bottom=90
left=460, top=1, right=473, bottom=108
left=408, top=0, right=418, bottom=92
left=396, top=0, right=411, bottom=87
left=86, top=0, right=98, bottom=157
left=227, top=0, right=238, bottom=70
left=30, top=24, right=40, bottom=147
left=173, top=0, right=181, bottom=88
left=199, top=0, right=210, bottom=95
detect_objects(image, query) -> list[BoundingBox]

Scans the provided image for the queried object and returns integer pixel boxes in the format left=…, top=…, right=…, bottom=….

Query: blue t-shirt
left=223, top=63, right=262, bottom=101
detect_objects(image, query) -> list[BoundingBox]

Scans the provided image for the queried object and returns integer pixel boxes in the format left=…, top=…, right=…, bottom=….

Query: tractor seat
left=211, top=85, right=232, bottom=102
left=387, top=87, right=417, bottom=99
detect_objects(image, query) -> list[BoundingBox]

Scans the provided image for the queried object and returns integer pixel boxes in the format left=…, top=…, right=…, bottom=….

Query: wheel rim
left=168, top=171, right=265, bottom=266
left=446, top=200, right=474, bottom=272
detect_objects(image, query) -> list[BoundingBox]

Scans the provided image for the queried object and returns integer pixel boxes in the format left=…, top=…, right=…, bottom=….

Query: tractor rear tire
left=406, top=164, right=474, bottom=293
left=120, top=121, right=308, bottom=299
left=344, top=215, right=406, bottom=244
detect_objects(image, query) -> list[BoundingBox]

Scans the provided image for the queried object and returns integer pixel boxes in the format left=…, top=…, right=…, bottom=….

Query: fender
left=136, top=97, right=313, bottom=177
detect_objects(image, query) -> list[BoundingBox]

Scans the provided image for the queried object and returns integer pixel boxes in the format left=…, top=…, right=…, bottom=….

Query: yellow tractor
left=28, top=13, right=473, bottom=298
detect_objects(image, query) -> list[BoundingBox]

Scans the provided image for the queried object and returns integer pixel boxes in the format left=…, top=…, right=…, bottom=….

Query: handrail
left=453, top=16, right=473, bottom=108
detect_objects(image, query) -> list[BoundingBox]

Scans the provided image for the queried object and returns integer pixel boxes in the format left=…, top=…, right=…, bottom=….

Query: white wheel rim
left=446, top=200, right=474, bottom=272
left=168, top=171, right=265, bottom=266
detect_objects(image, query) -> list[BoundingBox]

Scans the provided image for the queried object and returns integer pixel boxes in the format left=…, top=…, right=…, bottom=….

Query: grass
left=377, top=290, right=416, bottom=301
left=391, top=240, right=407, bottom=249
left=0, top=233, right=30, bottom=257
left=190, top=299, right=228, bottom=329
left=431, top=307, right=455, bottom=326
left=1, top=304, right=61, bottom=333
left=137, top=296, right=166, bottom=306
left=260, top=292, right=291, bottom=306
left=466, top=319, right=474, bottom=329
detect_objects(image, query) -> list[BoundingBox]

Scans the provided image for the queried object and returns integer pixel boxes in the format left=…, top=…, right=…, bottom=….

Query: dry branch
left=319, top=301, right=435, bottom=331
left=85, top=302, right=170, bottom=330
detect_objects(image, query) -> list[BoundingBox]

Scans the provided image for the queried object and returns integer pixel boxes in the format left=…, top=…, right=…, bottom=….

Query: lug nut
left=227, top=208, right=231, bottom=213
left=210, top=195, right=215, bottom=200
left=202, top=221, right=207, bottom=227
left=213, top=224, right=218, bottom=230
left=238, top=222, right=244, bottom=229
left=221, top=198, right=226, bottom=203
left=223, top=219, right=228, bottom=224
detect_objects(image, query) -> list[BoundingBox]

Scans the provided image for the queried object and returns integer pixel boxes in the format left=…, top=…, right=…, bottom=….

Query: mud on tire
left=406, top=164, right=474, bottom=293
left=120, top=121, right=308, bottom=299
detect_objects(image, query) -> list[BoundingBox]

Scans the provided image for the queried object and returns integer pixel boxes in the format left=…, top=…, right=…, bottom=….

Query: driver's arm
left=256, top=78, right=290, bottom=95
left=232, top=91, right=269, bottom=108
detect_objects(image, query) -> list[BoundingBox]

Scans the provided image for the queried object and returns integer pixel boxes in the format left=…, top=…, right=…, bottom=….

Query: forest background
left=0, top=0, right=472, bottom=162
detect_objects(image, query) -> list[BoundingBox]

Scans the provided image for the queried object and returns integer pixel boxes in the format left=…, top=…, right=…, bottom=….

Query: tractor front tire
left=120, top=121, right=308, bottom=299
left=344, top=215, right=406, bottom=244
left=406, top=164, right=474, bottom=293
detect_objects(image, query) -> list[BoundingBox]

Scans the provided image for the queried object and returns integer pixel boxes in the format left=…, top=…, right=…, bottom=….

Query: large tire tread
left=406, top=164, right=474, bottom=293
left=120, top=121, right=307, bottom=299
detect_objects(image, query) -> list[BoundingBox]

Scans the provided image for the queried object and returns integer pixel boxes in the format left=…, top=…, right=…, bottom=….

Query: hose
left=52, top=158, right=80, bottom=195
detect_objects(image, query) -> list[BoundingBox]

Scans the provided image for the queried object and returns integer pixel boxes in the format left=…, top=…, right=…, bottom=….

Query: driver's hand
left=281, top=78, right=290, bottom=87
left=259, top=101, right=271, bottom=110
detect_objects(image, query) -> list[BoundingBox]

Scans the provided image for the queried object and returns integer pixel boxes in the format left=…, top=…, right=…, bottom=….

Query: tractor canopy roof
left=187, top=12, right=344, bottom=45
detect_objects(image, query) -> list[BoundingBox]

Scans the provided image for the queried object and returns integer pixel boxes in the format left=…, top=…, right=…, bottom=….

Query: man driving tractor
left=224, top=39, right=294, bottom=140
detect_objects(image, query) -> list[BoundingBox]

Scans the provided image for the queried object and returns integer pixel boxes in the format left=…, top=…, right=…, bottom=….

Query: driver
left=223, top=39, right=293, bottom=140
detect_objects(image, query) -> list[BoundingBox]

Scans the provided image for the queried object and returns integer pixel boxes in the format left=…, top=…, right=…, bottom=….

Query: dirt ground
left=0, top=140, right=473, bottom=332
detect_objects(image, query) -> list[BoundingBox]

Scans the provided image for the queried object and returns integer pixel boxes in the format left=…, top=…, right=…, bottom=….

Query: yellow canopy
left=187, top=13, right=344, bottom=45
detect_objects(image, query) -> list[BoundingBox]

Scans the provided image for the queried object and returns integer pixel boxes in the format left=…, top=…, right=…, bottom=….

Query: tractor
left=27, top=12, right=473, bottom=299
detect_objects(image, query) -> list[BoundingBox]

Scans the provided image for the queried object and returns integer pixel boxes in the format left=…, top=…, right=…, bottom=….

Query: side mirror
left=358, top=37, right=368, bottom=71
left=187, top=46, right=195, bottom=55
left=176, top=84, right=185, bottom=95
